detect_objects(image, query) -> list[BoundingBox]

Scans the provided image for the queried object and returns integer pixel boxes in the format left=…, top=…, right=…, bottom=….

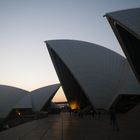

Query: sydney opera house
left=45, top=39, right=140, bottom=113
left=105, top=8, right=140, bottom=84
left=1, top=7, right=140, bottom=138
left=0, top=84, right=60, bottom=128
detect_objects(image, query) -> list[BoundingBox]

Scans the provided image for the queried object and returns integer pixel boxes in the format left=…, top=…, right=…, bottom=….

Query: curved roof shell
left=45, top=40, right=140, bottom=110
left=0, top=85, right=30, bottom=118
left=31, top=84, right=60, bottom=111
left=105, top=8, right=140, bottom=83
left=13, top=93, right=32, bottom=109
left=0, top=84, right=60, bottom=118
left=105, top=8, right=140, bottom=39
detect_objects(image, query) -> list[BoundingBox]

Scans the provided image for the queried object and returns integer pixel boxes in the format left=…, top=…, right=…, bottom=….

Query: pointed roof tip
left=44, top=39, right=63, bottom=44
left=31, top=84, right=61, bottom=92
left=31, top=84, right=61, bottom=112
left=44, top=40, right=56, bottom=46
left=44, top=40, right=49, bottom=43
left=44, top=40, right=48, bottom=46
left=44, top=40, right=54, bottom=45
left=105, top=7, right=140, bottom=16
left=105, top=7, right=140, bottom=38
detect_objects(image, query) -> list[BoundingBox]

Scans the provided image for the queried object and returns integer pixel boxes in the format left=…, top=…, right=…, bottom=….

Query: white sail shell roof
left=14, top=94, right=32, bottom=109
left=0, top=85, right=29, bottom=118
left=0, top=84, right=60, bottom=118
left=46, top=40, right=140, bottom=109
left=31, top=84, right=60, bottom=111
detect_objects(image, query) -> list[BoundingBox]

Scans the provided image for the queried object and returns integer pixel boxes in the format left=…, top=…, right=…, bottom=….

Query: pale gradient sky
left=0, top=0, right=140, bottom=101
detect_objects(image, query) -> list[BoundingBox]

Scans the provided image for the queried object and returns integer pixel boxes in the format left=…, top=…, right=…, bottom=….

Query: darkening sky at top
left=0, top=0, right=140, bottom=101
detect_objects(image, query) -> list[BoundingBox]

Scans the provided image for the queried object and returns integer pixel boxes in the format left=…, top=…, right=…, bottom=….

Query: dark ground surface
left=0, top=105, right=140, bottom=140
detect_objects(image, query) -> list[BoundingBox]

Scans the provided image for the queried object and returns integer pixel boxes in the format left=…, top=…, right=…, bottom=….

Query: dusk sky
left=0, top=0, right=140, bottom=102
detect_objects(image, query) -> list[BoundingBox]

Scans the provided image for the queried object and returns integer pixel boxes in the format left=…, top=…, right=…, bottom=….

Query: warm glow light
left=69, top=101, right=80, bottom=110
left=16, top=111, right=21, bottom=116
left=18, top=112, right=21, bottom=116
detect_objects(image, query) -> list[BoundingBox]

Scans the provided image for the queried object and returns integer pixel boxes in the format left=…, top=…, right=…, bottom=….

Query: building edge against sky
left=45, top=39, right=140, bottom=112
left=0, top=85, right=29, bottom=119
left=0, top=84, right=60, bottom=119
left=1, top=6, right=140, bottom=120
left=31, top=84, right=60, bottom=112
left=105, top=8, right=140, bottom=84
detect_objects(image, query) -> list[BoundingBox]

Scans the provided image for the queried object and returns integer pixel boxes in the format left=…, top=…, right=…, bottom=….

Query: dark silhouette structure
left=105, top=8, right=140, bottom=84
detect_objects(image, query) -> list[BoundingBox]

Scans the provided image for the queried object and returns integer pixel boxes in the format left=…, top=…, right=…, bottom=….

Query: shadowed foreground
left=0, top=106, right=140, bottom=140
